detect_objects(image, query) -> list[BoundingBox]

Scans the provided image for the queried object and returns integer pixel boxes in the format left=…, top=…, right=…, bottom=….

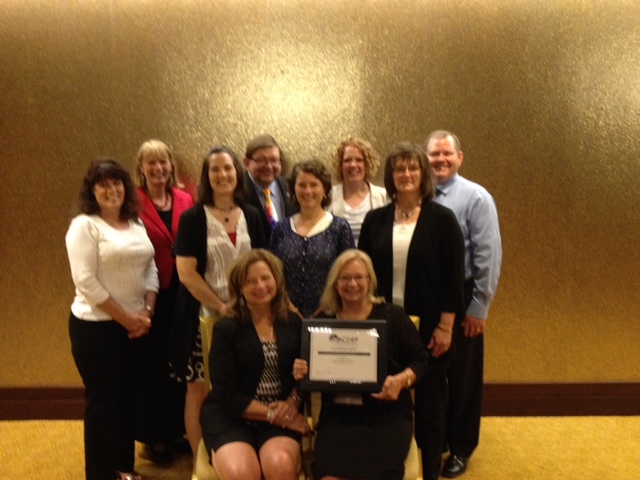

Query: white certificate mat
left=300, top=319, right=388, bottom=392
left=309, top=327, right=378, bottom=382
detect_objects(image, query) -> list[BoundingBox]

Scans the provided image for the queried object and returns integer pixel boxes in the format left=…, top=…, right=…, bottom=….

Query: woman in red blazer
left=134, top=139, right=194, bottom=464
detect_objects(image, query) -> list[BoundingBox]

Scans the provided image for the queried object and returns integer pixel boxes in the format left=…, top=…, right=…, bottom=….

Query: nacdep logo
left=329, top=333, right=359, bottom=344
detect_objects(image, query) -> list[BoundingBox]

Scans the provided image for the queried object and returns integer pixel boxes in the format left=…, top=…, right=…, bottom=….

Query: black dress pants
left=445, top=282, right=484, bottom=458
left=415, top=352, right=452, bottom=480
left=133, top=282, right=186, bottom=443
left=69, top=313, right=140, bottom=480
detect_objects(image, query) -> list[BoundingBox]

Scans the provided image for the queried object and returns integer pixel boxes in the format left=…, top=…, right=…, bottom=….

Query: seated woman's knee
left=260, top=440, right=300, bottom=474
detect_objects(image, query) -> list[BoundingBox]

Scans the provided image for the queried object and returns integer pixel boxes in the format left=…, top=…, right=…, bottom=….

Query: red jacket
left=137, top=188, right=194, bottom=289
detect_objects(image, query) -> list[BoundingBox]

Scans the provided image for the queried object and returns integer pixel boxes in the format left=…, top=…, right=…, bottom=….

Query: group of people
left=65, top=131, right=501, bottom=480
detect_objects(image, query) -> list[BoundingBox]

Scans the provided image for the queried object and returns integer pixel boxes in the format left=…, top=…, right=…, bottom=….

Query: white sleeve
left=65, top=216, right=111, bottom=306
left=144, top=257, right=160, bottom=293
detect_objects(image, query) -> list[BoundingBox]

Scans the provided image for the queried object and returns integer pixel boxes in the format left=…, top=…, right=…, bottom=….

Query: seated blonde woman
left=293, top=249, right=429, bottom=480
left=200, top=249, right=311, bottom=480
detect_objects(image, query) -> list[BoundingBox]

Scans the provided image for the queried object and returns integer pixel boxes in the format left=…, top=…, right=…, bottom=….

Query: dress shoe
left=142, top=442, right=173, bottom=464
left=441, top=454, right=469, bottom=478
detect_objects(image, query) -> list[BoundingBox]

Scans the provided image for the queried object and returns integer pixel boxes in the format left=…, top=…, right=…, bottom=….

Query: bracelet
left=289, top=393, right=302, bottom=406
left=404, top=370, right=412, bottom=388
left=436, top=324, right=453, bottom=334
left=266, top=408, right=275, bottom=423
left=145, top=305, right=155, bottom=317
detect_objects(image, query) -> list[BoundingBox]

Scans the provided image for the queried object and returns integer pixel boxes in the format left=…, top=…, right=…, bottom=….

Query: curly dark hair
left=197, top=146, right=248, bottom=206
left=383, top=143, right=435, bottom=202
left=288, top=159, right=332, bottom=209
left=77, top=158, right=140, bottom=220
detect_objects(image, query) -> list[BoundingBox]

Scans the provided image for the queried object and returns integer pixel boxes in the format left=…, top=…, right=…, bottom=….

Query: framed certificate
left=300, top=319, right=388, bottom=392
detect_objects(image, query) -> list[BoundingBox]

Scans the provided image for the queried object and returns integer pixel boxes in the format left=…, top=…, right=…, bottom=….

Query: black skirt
left=313, top=404, right=413, bottom=480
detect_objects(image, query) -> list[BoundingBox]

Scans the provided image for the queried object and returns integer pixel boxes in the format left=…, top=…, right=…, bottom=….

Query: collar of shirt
left=436, top=173, right=460, bottom=196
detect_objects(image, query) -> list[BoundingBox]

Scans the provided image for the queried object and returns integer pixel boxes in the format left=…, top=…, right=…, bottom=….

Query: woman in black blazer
left=359, top=143, right=465, bottom=480
left=200, top=249, right=311, bottom=480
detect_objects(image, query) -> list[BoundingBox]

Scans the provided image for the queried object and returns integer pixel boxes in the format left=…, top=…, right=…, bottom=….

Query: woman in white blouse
left=329, top=137, right=389, bottom=244
left=66, top=159, right=159, bottom=480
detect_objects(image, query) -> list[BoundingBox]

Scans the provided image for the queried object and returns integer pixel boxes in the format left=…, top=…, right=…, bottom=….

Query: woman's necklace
left=396, top=199, right=422, bottom=221
left=213, top=204, right=237, bottom=222
left=151, top=191, right=170, bottom=210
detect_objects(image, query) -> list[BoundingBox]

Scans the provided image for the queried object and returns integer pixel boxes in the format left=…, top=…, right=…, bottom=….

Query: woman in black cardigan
left=171, top=146, right=267, bottom=459
left=359, top=143, right=465, bottom=480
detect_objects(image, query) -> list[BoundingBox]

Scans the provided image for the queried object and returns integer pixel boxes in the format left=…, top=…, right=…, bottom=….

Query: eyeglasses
left=250, top=157, right=281, bottom=167
left=393, top=165, right=421, bottom=174
left=337, top=274, right=369, bottom=284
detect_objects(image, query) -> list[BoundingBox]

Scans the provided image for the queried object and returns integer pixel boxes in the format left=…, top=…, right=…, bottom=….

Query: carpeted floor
left=1, top=416, right=639, bottom=479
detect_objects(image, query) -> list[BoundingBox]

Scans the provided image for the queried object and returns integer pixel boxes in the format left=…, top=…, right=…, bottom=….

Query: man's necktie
left=263, top=188, right=279, bottom=226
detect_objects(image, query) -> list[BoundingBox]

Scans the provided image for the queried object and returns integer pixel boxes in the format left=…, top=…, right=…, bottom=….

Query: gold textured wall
left=1, top=0, right=639, bottom=386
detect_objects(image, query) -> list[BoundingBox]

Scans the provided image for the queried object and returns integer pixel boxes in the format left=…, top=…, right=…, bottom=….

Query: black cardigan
left=169, top=202, right=267, bottom=380
left=358, top=201, right=465, bottom=343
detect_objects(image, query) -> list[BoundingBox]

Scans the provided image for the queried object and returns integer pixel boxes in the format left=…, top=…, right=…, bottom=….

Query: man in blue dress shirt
left=425, top=130, right=502, bottom=478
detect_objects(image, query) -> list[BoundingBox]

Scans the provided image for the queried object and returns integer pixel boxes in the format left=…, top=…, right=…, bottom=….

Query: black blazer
left=317, top=303, right=430, bottom=423
left=359, top=201, right=465, bottom=343
left=244, top=171, right=296, bottom=239
left=169, top=202, right=268, bottom=380
left=200, top=312, right=302, bottom=446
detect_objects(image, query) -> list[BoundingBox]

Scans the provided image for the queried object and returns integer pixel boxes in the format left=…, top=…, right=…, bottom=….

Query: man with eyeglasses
left=243, top=134, right=296, bottom=239
left=425, top=130, right=502, bottom=479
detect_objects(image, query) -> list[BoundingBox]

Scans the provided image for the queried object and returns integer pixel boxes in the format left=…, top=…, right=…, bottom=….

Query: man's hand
left=463, top=314, right=485, bottom=338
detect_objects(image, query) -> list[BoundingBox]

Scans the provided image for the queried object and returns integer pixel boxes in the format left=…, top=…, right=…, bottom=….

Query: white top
left=342, top=194, right=370, bottom=245
left=66, top=214, right=159, bottom=321
left=201, top=207, right=252, bottom=317
left=289, top=210, right=334, bottom=237
left=391, top=222, right=417, bottom=308
left=330, top=182, right=389, bottom=245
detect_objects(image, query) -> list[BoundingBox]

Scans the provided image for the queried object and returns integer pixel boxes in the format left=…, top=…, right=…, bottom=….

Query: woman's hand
left=292, top=359, right=308, bottom=381
left=122, top=311, right=152, bottom=339
left=371, top=374, right=404, bottom=401
left=267, top=400, right=299, bottom=426
left=428, top=327, right=452, bottom=358
left=268, top=400, right=313, bottom=436
left=428, top=313, right=454, bottom=358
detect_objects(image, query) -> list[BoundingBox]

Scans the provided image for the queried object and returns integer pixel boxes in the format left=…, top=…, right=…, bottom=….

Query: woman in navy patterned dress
left=269, top=159, right=354, bottom=317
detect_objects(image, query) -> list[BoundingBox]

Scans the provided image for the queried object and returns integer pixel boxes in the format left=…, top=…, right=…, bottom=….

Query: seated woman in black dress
left=293, top=249, right=430, bottom=480
left=200, top=249, right=312, bottom=480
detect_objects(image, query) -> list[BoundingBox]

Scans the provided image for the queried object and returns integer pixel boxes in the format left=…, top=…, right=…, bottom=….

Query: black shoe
left=170, top=437, right=192, bottom=455
left=142, top=442, right=173, bottom=465
left=442, top=441, right=450, bottom=454
left=441, top=454, right=469, bottom=478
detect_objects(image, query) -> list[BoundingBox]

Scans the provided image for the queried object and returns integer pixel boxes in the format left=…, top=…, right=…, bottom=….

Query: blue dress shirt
left=434, top=174, right=502, bottom=320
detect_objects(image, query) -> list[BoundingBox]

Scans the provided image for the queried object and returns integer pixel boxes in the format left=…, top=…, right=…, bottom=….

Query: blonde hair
left=319, top=249, right=384, bottom=315
left=227, top=249, right=291, bottom=323
left=135, top=139, right=178, bottom=191
left=331, top=137, right=381, bottom=183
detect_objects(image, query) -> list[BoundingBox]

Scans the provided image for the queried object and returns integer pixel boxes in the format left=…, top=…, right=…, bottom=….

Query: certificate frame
left=300, top=318, right=387, bottom=393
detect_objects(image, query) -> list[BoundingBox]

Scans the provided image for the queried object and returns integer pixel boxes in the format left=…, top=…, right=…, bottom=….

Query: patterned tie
left=263, top=188, right=279, bottom=226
